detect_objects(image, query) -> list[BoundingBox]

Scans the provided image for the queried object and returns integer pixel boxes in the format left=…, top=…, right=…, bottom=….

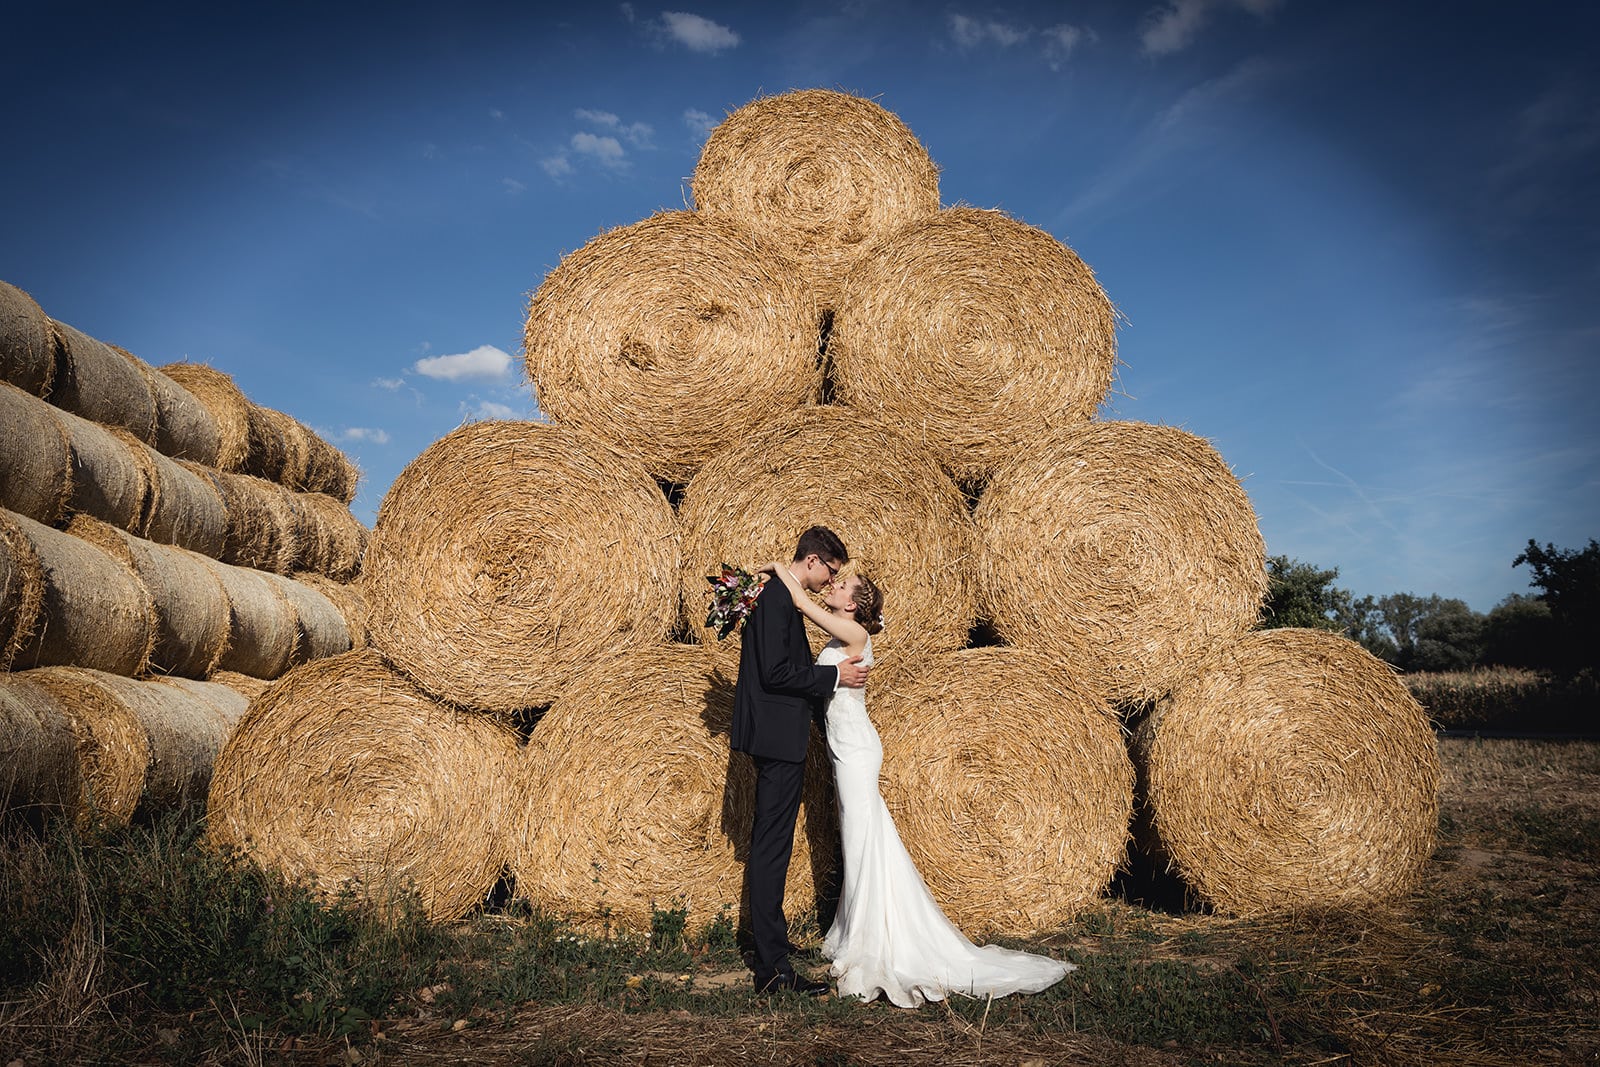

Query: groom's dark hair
left=793, top=525, right=848, bottom=564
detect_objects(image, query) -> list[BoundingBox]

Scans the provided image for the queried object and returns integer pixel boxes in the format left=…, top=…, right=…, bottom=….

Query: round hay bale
left=292, top=491, right=366, bottom=582
left=869, top=647, right=1132, bottom=934
left=4, top=509, right=156, bottom=676
left=0, top=280, right=55, bottom=396
left=975, top=421, right=1267, bottom=706
left=691, top=89, right=941, bottom=312
left=262, top=571, right=352, bottom=665
left=523, top=210, right=821, bottom=483
left=677, top=405, right=977, bottom=662
left=1135, top=628, right=1441, bottom=916
left=0, top=513, right=45, bottom=670
left=188, top=465, right=299, bottom=574
left=9, top=666, right=151, bottom=825
left=293, top=572, right=368, bottom=648
left=207, top=670, right=272, bottom=702
left=830, top=207, right=1118, bottom=483
left=0, top=381, right=72, bottom=525
left=207, top=648, right=519, bottom=920
left=199, top=555, right=300, bottom=680
left=136, top=361, right=222, bottom=466
left=364, top=420, right=680, bottom=711
left=262, top=408, right=311, bottom=490
left=57, top=407, right=150, bottom=533
left=241, top=403, right=288, bottom=483
left=159, top=362, right=252, bottom=471
left=46, top=320, right=158, bottom=443
left=299, top=420, right=361, bottom=504
left=66, top=516, right=230, bottom=679
left=509, top=644, right=836, bottom=934
left=139, top=444, right=228, bottom=559
left=0, top=671, right=81, bottom=814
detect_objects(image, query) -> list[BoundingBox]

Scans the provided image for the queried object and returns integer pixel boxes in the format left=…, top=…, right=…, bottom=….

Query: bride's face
left=824, top=576, right=861, bottom=614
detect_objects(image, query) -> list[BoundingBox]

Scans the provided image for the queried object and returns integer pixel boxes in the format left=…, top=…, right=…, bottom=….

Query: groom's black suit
left=731, top=574, right=839, bottom=982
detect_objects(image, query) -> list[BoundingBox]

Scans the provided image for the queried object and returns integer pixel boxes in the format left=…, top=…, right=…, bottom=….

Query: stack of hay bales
left=0, top=282, right=370, bottom=825
left=209, top=89, right=1437, bottom=930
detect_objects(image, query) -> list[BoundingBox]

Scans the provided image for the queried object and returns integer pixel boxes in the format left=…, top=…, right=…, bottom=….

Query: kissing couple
left=730, top=525, right=1074, bottom=1006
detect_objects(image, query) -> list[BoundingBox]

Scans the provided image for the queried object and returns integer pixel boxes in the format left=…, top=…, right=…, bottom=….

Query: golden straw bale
left=523, top=210, right=820, bottom=482
left=293, top=572, right=369, bottom=648
left=509, top=644, right=835, bottom=934
left=241, top=403, right=288, bottom=482
left=159, top=362, right=252, bottom=471
left=299, top=418, right=361, bottom=504
left=364, top=420, right=680, bottom=711
left=261, top=570, right=352, bottom=665
left=0, top=515, right=45, bottom=669
left=207, top=649, right=519, bottom=921
left=870, top=647, right=1132, bottom=934
left=691, top=89, right=941, bottom=312
left=830, top=207, right=1118, bottom=483
left=207, top=670, right=272, bottom=702
left=1134, top=628, right=1441, bottom=916
left=134, top=360, right=223, bottom=466
left=0, top=672, right=82, bottom=814
left=8, top=667, right=150, bottom=825
left=975, top=421, right=1267, bottom=705
left=290, top=491, right=366, bottom=581
left=136, top=443, right=228, bottom=559
left=677, top=405, right=977, bottom=663
left=1, top=280, right=55, bottom=396
left=186, top=465, right=299, bottom=574
left=263, top=408, right=311, bottom=490
left=56, top=407, right=150, bottom=533
left=46, top=319, right=158, bottom=443
left=199, top=555, right=300, bottom=680
left=4, top=508, right=156, bottom=676
left=65, top=516, right=230, bottom=679
left=0, top=381, right=72, bottom=525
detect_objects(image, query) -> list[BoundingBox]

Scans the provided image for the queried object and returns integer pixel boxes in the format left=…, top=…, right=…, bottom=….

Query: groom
left=732, top=524, right=870, bottom=995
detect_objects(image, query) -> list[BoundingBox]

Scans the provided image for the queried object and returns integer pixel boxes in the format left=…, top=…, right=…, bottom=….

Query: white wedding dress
left=817, top=638, right=1074, bottom=1007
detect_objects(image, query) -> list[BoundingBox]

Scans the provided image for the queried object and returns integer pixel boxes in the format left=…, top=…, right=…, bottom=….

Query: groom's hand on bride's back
left=837, top=655, right=870, bottom=688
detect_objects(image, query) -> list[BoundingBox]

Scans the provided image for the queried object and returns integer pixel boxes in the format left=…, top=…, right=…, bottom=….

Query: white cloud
left=413, top=345, right=514, bottom=382
left=949, top=13, right=1028, bottom=48
left=1042, top=24, right=1087, bottom=69
left=542, top=155, right=573, bottom=179
left=576, top=107, right=620, bottom=127
left=461, top=399, right=518, bottom=421
left=1140, top=0, right=1281, bottom=57
left=684, top=108, right=716, bottom=138
left=502, top=177, right=526, bottom=194
left=620, top=2, right=635, bottom=22
left=572, top=131, right=626, bottom=166
left=661, top=11, right=740, bottom=53
left=341, top=427, right=391, bottom=445
left=372, top=376, right=405, bottom=391
left=489, top=108, right=504, bottom=120
left=576, top=108, right=654, bottom=147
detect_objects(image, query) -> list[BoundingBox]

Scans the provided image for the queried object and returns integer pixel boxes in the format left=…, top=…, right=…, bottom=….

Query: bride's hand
left=755, top=560, right=783, bottom=575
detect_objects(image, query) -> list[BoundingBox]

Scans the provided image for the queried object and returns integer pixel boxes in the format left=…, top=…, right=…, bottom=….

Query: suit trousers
left=748, top=754, right=806, bottom=977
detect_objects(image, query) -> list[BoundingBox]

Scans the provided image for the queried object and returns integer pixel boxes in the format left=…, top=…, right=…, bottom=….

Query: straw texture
left=139, top=360, right=222, bottom=465
left=523, top=210, right=820, bottom=482
left=183, top=465, right=296, bottom=574
left=207, top=670, right=271, bottom=702
left=1134, top=628, right=1441, bottom=917
left=830, top=207, right=1118, bottom=483
left=509, top=644, right=836, bottom=933
left=207, top=649, right=520, bottom=921
left=200, top=555, right=300, bottom=679
left=292, top=571, right=369, bottom=648
left=975, top=421, right=1267, bottom=705
left=691, top=89, right=941, bottom=312
left=159, top=362, right=253, bottom=471
left=1, top=514, right=45, bottom=670
left=364, top=420, right=680, bottom=711
left=138, top=443, right=228, bottom=559
left=263, top=570, right=352, bottom=664
left=58, top=407, right=150, bottom=534
left=0, top=381, right=72, bottom=525
left=0, top=280, right=54, bottom=396
left=9, top=667, right=151, bottom=825
left=871, top=647, right=1133, bottom=934
left=66, top=516, right=230, bottom=679
left=4, top=509, right=156, bottom=676
left=0, top=672, right=81, bottom=814
left=677, top=405, right=978, bottom=662
left=290, top=490, right=366, bottom=581
left=47, top=320, right=157, bottom=443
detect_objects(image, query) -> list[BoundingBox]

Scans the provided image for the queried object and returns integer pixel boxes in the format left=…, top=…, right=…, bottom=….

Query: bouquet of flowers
left=705, top=563, right=765, bottom=639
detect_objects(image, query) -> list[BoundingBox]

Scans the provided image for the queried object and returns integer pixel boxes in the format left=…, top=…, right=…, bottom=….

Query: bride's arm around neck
left=763, top=561, right=869, bottom=657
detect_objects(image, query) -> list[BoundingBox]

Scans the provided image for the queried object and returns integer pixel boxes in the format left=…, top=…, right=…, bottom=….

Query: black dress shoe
left=754, top=970, right=830, bottom=996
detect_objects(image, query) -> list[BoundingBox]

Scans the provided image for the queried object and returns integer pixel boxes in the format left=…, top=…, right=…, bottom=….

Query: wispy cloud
left=413, top=344, right=514, bottom=382
left=502, top=177, right=526, bottom=194
left=1139, top=0, right=1281, bottom=57
left=575, top=108, right=654, bottom=147
left=542, top=155, right=574, bottom=179
left=571, top=131, right=626, bottom=167
left=949, top=13, right=1027, bottom=48
left=946, top=11, right=1092, bottom=68
left=341, top=427, right=391, bottom=445
left=461, top=398, right=518, bottom=421
left=372, top=376, right=405, bottom=391
left=683, top=108, right=716, bottom=138
left=660, top=11, right=740, bottom=53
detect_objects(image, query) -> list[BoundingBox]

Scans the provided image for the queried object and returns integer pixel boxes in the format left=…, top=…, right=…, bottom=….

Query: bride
left=760, top=562, right=1074, bottom=1007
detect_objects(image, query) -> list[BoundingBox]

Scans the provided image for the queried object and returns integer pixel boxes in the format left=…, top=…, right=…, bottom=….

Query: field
left=2, top=736, right=1597, bottom=1066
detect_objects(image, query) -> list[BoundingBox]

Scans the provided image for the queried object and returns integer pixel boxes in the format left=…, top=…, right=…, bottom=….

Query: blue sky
left=2, top=1, right=1595, bottom=613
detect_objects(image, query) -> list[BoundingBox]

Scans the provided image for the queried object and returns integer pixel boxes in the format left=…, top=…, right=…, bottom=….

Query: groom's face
left=801, top=553, right=843, bottom=593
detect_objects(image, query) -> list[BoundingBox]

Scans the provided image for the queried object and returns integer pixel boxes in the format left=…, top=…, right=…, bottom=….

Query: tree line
left=1261, top=538, right=1600, bottom=677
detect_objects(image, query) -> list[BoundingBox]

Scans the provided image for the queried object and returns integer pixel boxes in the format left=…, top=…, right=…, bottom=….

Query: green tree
left=1412, top=598, right=1485, bottom=671
left=1512, top=538, right=1600, bottom=674
left=1479, top=593, right=1556, bottom=669
left=1259, top=556, right=1350, bottom=631
left=1339, top=594, right=1399, bottom=661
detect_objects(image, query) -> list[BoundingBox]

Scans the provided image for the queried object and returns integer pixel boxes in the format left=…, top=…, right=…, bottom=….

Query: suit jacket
left=730, top=576, right=838, bottom=762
